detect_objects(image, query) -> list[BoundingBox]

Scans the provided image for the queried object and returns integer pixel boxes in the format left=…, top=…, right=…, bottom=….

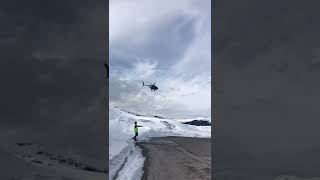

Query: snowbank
left=109, top=107, right=211, bottom=180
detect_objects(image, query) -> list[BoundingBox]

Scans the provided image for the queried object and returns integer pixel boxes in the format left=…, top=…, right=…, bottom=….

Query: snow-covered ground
left=0, top=144, right=107, bottom=180
left=274, top=176, right=320, bottom=180
left=109, top=107, right=211, bottom=180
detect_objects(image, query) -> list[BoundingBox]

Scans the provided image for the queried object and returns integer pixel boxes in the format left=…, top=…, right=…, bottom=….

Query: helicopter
left=142, top=81, right=158, bottom=91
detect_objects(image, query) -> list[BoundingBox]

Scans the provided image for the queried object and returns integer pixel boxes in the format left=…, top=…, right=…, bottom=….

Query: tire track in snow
left=113, top=149, right=132, bottom=180
left=109, top=145, right=132, bottom=180
left=110, top=141, right=145, bottom=180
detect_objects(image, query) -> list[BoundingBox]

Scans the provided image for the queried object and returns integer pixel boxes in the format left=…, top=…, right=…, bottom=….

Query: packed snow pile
left=109, top=107, right=211, bottom=180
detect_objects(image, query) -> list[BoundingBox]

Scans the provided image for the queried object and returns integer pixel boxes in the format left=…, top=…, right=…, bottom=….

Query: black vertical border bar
left=211, top=0, right=216, bottom=179
left=106, top=0, right=110, bottom=174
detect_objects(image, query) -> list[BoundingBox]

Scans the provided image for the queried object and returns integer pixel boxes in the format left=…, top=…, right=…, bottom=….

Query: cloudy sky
left=109, top=0, right=211, bottom=118
left=0, top=0, right=107, bottom=161
left=215, top=0, right=320, bottom=176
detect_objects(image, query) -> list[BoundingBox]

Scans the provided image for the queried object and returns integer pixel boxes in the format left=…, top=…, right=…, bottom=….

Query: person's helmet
left=134, top=121, right=137, bottom=124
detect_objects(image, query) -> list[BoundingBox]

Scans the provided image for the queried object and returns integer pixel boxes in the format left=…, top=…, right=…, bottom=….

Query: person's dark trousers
left=133, top=132, right=138, bottom=141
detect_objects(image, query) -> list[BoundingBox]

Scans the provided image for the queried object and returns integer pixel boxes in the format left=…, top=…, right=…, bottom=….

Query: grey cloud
left=110, top=0, right=211, bottom=118
left=110, top=14, right=196, bottom=69
left=0, top=0, right=108, bottom=161
left=215, top=0, right=320, bottom=177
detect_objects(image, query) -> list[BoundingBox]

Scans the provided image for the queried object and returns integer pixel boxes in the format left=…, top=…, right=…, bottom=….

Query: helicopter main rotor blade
left=144, top=81, right=153, bottom=85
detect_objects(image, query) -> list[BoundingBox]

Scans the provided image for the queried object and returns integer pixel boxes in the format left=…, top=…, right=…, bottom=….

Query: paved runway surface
left=137, top=137, right=211, bottom=180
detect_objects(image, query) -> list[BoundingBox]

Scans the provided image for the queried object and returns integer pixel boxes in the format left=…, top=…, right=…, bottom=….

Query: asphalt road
left=137, top=136, right=211, bottom=180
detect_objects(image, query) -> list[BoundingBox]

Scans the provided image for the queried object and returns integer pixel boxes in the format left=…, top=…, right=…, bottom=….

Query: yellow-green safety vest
left=134, top=126, right=138, bottom=133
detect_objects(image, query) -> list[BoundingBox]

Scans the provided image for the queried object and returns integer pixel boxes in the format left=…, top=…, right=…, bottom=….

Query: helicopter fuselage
left=142, top=81, right=158, bottom=91
left=148, top=85, right=158, bottom=91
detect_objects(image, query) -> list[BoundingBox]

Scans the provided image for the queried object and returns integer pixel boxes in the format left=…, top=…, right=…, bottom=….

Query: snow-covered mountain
left=109, top=107, right=211, bottom=180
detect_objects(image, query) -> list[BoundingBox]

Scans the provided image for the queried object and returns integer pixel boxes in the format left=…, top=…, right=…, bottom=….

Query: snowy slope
left=0, top=146, right=107, bottom=180
left=109, top=107, right=211, bottom=180
left=174, top=117, right=211, bottom=123
left=274, top=176, right=320, bottom=180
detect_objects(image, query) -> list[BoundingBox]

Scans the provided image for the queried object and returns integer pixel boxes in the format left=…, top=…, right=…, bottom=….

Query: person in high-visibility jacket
left=133, top=121, right=143, bottom=141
